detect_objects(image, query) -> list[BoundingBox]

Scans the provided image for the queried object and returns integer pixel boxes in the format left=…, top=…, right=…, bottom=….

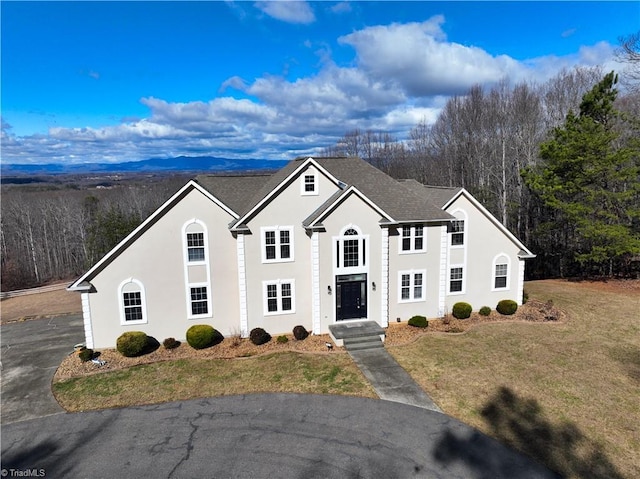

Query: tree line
left=322, top=65, right=640, bottom=278
left=1, top=179, right=184, bottom=290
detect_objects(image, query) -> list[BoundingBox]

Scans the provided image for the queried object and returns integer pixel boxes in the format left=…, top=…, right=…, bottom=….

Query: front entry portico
left=336, top=274, right=367, bottom=321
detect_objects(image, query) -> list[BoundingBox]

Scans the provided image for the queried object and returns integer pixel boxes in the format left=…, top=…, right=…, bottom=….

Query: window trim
left=448, top=210, right=467, bottom=248
left=262, top=279, right=296, bottom=316
left=182, top=219, right=209, bottom=265
left=492, top=254, right=511, bottom=291
left=300, top=169, right=319, bottom=196
left=118, top=278, right=148, bottom=325
left=334, top=224, right=368, bottom=273
left=399, top=224, right=426, bottom=254
left=261, top=226, right=295, bottom=263
left=398, top=270, right=426, bottom=303
left=448, top=265, right=465, bottom=295
left=187, top=283, right=212, bottom=319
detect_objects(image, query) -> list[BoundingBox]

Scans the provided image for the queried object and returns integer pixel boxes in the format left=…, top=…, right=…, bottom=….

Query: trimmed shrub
left=186, top=325, right=216, bottom=349
left=452, top=302, right=472, bottom=319
left=293, top=325, right=309, bottom=341
left=276, top=335, right=289, bottom=344
left=78, top=348, right=94, bottom=362
left=116, top=331, right=148, bottom=357
left=523, top=289, right=529, bottom=304
left=407, top=315, right=428, bottom=328
left=250, top=327, right=271, bottom=345
left=163, top=337, right=180, bottom=350
left=497, top=299, right=518, bottom=315
left=479, top=306, right=492, bottom=316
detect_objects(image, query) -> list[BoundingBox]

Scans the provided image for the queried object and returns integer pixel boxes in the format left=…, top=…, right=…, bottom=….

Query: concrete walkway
left=348, top=348, right=442, bottom=412
left=329, top=320, right=441, bottom=412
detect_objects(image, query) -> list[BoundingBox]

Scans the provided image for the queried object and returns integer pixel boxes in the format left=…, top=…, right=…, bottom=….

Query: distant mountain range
left=0, top=156, right=289, bottom=176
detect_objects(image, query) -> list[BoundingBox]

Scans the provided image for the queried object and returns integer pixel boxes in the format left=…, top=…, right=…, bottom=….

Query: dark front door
left=336, top=275, right=367, bottom=321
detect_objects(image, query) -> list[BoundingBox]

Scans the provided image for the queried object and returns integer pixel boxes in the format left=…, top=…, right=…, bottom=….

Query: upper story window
left=118, top=278, right=147, bottom=325
left=449, top=220, right=465, bottom=246
left=187, top=233, right=205, bottom=262
left=400, top=225, right=426, bottom=253
left=336, top=226, right=367, bottom=270
left=183, top=219, right=208, bottom=264
left=301, top=169, right=318, bottom=196
left=262, top=226, right=294, bottom=263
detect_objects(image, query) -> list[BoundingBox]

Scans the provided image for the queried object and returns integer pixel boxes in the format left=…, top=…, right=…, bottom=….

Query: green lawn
left=390, top=280, right=639, bottom=479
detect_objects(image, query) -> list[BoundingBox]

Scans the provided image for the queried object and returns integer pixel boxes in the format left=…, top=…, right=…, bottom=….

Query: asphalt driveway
left=1, top=393, right=559, bottom=479
left=1, top=314, right=84, bottom=424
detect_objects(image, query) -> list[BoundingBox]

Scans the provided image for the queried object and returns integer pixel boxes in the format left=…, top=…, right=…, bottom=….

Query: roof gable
left=444, top=188, right=535, bottom=258
left=68, top=181, right=237, bottom=290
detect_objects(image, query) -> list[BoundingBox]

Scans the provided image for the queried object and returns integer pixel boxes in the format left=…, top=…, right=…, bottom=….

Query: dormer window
left=301, top=169, right=318, bottom=196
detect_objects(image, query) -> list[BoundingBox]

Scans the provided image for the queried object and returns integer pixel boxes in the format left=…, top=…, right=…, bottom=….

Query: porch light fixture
left=328, top=285, right=332, bottom=295
left=372, top=282, right=376, bottom=291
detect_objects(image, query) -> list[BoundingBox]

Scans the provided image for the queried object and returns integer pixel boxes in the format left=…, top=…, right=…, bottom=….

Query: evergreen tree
left=523, top=72, right=640, bottom=276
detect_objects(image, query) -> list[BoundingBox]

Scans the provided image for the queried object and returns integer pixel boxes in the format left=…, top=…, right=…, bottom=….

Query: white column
left=380, top=227, right=389, bottom=327
left=438, top=225, right=448, bottom=316
left=517, top=259, right=525, bottom=305
left=236, top=233, right=249, bottom=337
left=81, top=292, right=94, bottom=349
left=311, top=231, right=321, bottom=334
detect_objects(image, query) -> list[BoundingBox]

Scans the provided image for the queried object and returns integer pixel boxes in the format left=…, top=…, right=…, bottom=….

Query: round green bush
left=496, top=299, right=518, bottom=315
left=452, top=302, right=472, bottom=319
left=407, top=315, right=428, bottom=328
left=479, top=306, right=492, bottom=316
left=186, top=325, right=216, bottom=349
left=293, top=325, right=309, bottom=340
left=250, top=327, right=272, bottom=345
left=116, top=331, right=148, bottom=357
left=276, top=335, right=289, bottom=344
left=78, top=348, right=94, bottom=362
left=163, top=337, right=180, bottom=350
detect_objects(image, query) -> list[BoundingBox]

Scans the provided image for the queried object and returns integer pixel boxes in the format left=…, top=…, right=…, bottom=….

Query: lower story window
left=495, top=263, right=508, bottom=289
left=123, top=292, right=143, bottom=321
left=399, top=270, right=425, bottom=302
left=449, top=267, right=464, bottom=293
left=190, top=287, right=209, bottom=315
left=264, top=280, right=295, bottom=315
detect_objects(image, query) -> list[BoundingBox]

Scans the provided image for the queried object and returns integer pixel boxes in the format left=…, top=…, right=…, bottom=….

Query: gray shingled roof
left=398, top=179, right=462, bottom=208
left=310, top=157, right=452, bottom=222
left=197, top=157, right=455, bottom=226
left=195, top=174, right=271, bottom=214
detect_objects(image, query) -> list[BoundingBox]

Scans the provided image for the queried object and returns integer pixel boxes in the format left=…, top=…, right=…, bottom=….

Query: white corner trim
left=311, top=232, right=321, bottom=334
left=438, top=225, right=447, bottom=316
left=237, top=233, right=249, bottom=337
left=518, top=259, right=526, bottom=305
left=81, top=292, right=94, bottom=349
left=380, top=227, right=389, bottom=328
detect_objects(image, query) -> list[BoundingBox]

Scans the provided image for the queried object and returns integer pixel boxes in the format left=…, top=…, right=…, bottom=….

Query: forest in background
left=2, top=55, right=639, bottom=290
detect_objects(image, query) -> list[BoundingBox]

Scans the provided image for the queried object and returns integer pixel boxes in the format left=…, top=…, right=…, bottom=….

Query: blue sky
left=2, top=1, right=638, bottom=164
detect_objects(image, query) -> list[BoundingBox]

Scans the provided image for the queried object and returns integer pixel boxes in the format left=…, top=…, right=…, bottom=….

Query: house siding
left=87, top=189, right=239, bottom=349
left=443, top=195, right=523, bottom=311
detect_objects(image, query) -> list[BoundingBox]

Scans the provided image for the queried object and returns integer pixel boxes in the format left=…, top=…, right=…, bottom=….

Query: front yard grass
left=53, top=352, right=377, bottom=411
left=390, top=279, right=639, bottom=479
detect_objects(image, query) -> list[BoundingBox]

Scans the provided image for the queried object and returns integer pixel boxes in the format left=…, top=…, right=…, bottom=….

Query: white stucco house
left=68, top=156, right=535, bottom=349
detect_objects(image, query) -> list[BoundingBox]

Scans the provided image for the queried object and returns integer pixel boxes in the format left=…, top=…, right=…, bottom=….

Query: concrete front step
left=343, top=335, right=384, bottom=351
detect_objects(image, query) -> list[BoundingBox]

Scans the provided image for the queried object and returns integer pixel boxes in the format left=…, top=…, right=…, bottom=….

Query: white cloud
left=330, top=2, right=351, bottom=14
left=2, top=15, right=623, bottom=165
left=254, top=1, right=315, bottom=24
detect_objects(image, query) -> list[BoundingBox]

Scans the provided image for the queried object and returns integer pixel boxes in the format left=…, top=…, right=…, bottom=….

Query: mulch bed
left=54, top=299, right=564, bottom=382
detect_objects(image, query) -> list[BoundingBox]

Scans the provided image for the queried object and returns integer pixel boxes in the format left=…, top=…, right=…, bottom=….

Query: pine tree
left=523, top=72, right=640, bottom=276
